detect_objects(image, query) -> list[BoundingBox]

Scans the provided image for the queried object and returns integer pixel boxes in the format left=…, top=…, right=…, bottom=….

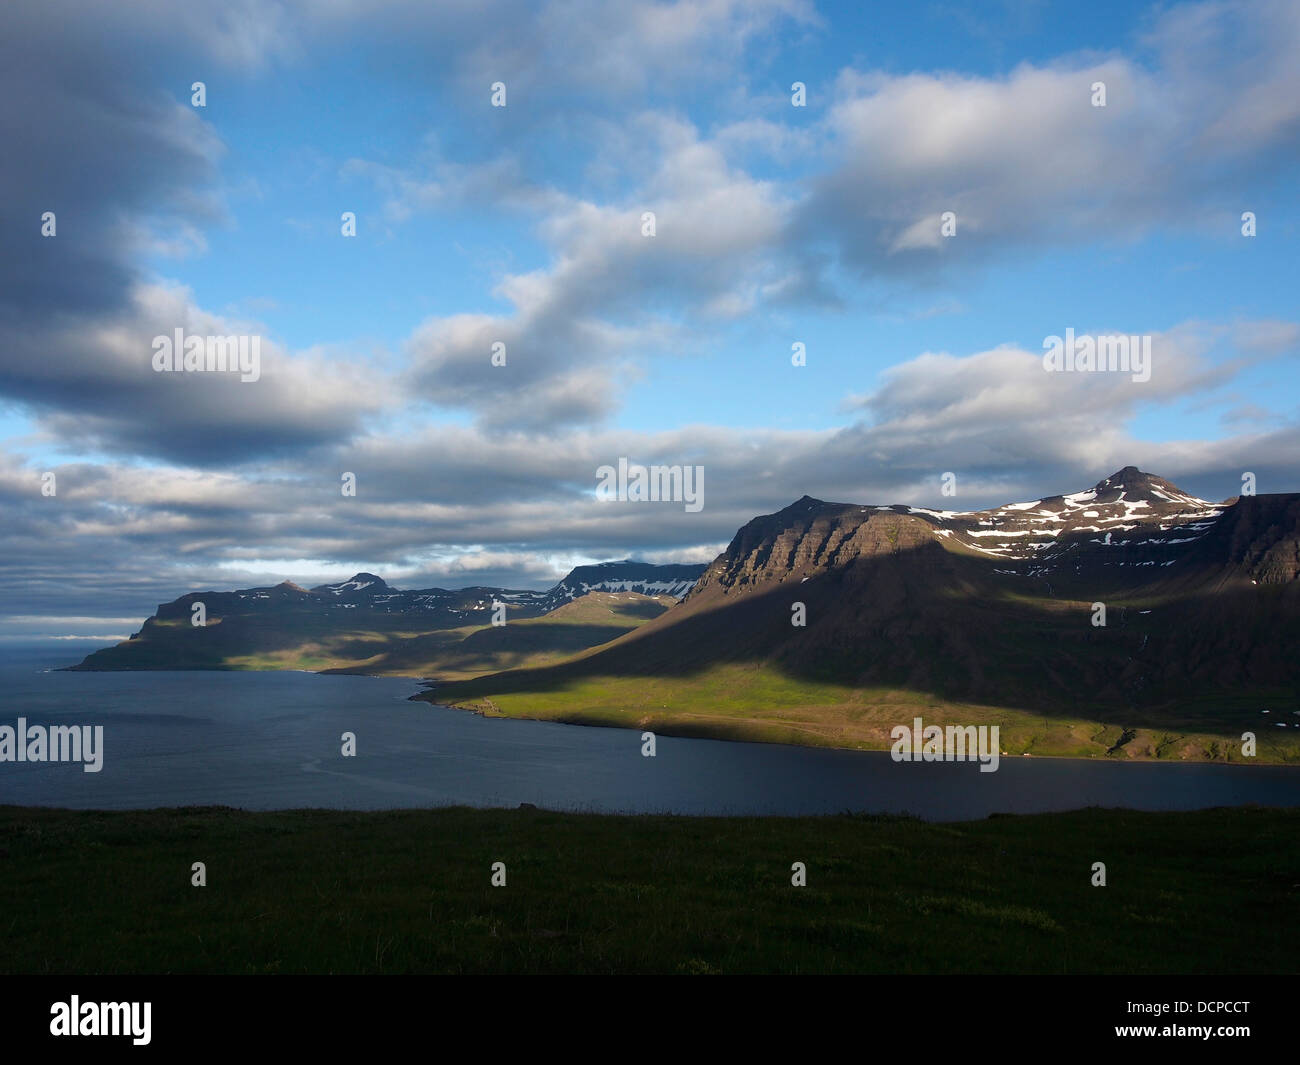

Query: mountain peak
left=308, top=572, right=391, bottom=597
left=1095, top=465, right=1151, bottom=489
left=1091, top=466, right=1200, bottom=504
left=346, top=572, right=387, bottom=585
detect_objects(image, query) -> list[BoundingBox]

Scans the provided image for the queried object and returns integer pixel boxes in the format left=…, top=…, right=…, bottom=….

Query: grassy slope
left=2, top=805, right=1295, bottom=974
left=431, top=661, right=1300, bottom=764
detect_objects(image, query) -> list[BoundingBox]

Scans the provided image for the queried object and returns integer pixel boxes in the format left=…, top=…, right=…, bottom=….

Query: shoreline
left=40, top=661, right=1300, bottom=767
left=414, top=691, right=1300, bottom=767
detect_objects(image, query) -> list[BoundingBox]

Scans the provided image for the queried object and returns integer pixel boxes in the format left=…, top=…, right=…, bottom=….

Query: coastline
left=42, top=658, right=1300, bottom=767
left=412, top=688, right=1300, bottom=767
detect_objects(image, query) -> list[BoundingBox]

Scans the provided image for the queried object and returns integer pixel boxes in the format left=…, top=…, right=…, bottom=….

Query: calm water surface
left=2, top=643, right=1298, bottom=821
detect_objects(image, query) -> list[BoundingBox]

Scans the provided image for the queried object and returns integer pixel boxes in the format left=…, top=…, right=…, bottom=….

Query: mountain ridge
left=69, top=560, right=706, bottom=671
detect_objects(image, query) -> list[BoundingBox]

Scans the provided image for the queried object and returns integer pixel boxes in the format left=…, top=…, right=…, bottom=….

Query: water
left=2, top=643, right=1299, bottom=820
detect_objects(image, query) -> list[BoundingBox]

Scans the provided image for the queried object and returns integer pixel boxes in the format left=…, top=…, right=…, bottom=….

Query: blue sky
left=127, top=0, right=1297, bottom=438
left=1, top=0, right=1298, bottom=635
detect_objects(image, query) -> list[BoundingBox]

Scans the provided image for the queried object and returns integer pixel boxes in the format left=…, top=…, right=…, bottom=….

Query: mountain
left=874, top=466, right=1225, bottom=586
left=536, top=560, right=706, bottom=612
left=661, top=468, right=1300, bottom=691
left=310, top=572, right=391, bottom=600
left=429, top=468, right=1300, bottom=762
left=69, top=561, right=704, bottom=672
left=703, top=467, right=1225, bottom=599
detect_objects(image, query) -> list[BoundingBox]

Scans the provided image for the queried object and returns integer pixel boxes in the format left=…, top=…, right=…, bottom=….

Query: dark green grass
left=2, top=805, right=1296, bottom=974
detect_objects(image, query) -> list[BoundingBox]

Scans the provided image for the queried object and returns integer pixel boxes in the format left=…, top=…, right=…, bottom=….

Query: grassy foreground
left=2, top=805, right=1297, bottom=974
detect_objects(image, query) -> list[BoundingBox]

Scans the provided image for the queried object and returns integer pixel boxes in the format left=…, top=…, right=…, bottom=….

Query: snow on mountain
left=537, top=560, right=705, bottom=611
left=892, top=467, right=1225, bottom=576
left=296, top=562, right=704, bottom=616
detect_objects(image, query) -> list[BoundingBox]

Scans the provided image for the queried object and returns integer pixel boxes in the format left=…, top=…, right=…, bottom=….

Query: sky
left=1, top=0, right=1298, bottom=637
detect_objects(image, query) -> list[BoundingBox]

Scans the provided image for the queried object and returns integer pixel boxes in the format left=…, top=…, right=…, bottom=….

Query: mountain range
left=71, top=466, right=1300, bottom=761
left=70, top=560, right=706, bottom=673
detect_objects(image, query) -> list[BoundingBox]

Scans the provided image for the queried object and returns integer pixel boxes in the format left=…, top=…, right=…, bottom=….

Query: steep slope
left=1178, top=492, right=1300, bottom=586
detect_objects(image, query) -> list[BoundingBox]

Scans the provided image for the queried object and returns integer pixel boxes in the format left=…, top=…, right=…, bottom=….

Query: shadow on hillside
left=436, top=543, right=1300, bottom=736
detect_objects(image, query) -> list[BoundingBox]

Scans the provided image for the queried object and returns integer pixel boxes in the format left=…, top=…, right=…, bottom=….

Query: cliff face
left=1201, top=494, right=1300, bottom=584
left=689, top=498, right=940, bottom=600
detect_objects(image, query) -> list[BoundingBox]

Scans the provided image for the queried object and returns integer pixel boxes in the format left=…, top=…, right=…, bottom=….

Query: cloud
left=0, top=1, right=393, bottom=464
left=798, top=0, right=1300, bottom=278
left=836, top=319, right=1300, bottom=501
left=4, top=312, right=1295, bottom=627
left=395, top=114, right=819, bottom=429
left=311, top=0, right=818, bottom=99
left=8, top=282, right=390, bottom=466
